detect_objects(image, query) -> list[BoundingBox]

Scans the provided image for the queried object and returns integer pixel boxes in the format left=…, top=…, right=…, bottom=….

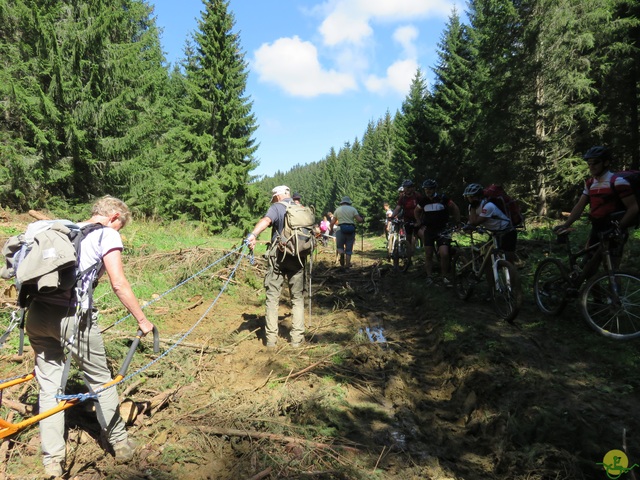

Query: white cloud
left=253, top=36, right=357, bottom=98
left=365, top=59, right=419, bottom=95
left=393, top=25, right=419, bottom=58
left=319, top=0, right=453, bottom=46
left=364, top=25, right=420, bottom=96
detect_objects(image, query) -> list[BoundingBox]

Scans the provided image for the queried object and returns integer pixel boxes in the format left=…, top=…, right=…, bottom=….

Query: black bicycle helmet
left=583, top=146, right=611, bottom=162
left=422, top=179, right=437, bottom=189
left=401, top=179, right=414, bottom=188
left=463, top=183, right=484, bottom=197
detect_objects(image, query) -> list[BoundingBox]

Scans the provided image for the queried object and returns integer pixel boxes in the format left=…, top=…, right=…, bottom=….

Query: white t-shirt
left=77, top=224, right=123, bottom=277
left=474, top=201, right=511, bottom=231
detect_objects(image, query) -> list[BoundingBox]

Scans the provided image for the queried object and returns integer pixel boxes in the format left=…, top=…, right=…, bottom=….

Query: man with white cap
left=329, top=196, right=364, bottom=269
left=246, top=186, right=306, bottom=348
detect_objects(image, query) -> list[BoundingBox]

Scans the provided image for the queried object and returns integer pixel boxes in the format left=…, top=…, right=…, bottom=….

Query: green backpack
left=276, top=201, right=316, bottom=261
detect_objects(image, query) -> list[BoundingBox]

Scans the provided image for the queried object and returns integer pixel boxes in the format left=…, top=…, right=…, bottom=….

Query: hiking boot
left=113, top=438, right=137, bottom=463
left=266, top=340, right=277, bottom=349
left=291, top=339, right=305, bottom=348
left=44, top=461, right=63, bottom=479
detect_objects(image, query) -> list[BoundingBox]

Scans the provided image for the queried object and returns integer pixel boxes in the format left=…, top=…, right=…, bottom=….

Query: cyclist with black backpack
left=555, top=146, right=639, bottom=271
left=415, top=179, right=461, bottom=285
left=463, top=183, right=518, bottom=264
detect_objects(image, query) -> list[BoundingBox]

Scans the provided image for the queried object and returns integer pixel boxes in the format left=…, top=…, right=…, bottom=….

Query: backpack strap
left=72, top=223, right=105, bottom=317
left=59, top=223, right=105, bottom=396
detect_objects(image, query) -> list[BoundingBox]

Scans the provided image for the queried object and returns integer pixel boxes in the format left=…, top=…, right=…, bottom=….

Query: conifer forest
left=1, top=0, right=639, bottom=229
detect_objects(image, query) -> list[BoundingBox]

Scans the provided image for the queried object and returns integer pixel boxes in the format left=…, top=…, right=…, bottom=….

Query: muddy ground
left=1, top=225, right=640, bottom=480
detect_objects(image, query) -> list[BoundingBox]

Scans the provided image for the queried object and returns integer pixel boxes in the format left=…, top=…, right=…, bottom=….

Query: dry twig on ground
left=196, top=426, right=360, bottom=454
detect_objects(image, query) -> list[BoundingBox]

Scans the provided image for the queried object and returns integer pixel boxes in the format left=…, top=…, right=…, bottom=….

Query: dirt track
left=2, top=235, right=640, bottom=479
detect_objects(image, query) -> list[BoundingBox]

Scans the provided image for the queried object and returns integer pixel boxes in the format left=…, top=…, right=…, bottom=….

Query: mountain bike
left=533, top=217, right=640, bottom=340
left=452, top=226, right=522, bottom=322
left=387, top=218, right=411, bottom=272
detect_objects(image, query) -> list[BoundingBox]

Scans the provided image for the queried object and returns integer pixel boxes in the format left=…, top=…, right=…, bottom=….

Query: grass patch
left=442, top=320, right=468, bottom=342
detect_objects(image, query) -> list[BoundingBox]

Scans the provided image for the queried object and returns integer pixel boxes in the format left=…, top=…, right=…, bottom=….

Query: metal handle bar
left=117, top=326, right=160, bottom=378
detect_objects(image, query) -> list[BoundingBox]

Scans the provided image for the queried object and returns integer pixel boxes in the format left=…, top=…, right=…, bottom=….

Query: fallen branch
left=247, top=467, right=273, bottom=480
left=28, top=210, right=50, bottom=221
left=197, top=426, right=359, bottom=454
left=0, top=411, right=14, bottom=474
left=271, top=350, right=344, bottom=383
left=120, top=378, right=145, bottom=400
left=156, top=338, right=230, bottom=354
left=227, top=328, right=260, bottom=348
left=148, top=387, right=179, bottom=416
left=0, top=398, right=34, bottom=415
left=272, top=359, right=328, bottom=383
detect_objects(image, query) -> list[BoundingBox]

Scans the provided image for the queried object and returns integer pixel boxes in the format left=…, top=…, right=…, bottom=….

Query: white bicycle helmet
left=463, top=183, right=484, bottom=197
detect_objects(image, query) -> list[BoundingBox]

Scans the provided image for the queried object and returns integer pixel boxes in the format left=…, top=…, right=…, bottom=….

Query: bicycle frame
left=554, top=229, right=618, bottom=289
left=453, top=226, right=522, bottom=322
left=462, top=228, right=506, bottom=290
left=387, top=219, right=406, bottom=254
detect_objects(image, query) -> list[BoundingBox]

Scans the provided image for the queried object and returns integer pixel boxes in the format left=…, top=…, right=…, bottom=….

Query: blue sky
left=151, top=0, right=456, bottom=178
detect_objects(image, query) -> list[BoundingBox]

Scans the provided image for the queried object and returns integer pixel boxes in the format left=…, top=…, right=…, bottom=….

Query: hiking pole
left=307, top=255, right=312, bottom=327
left=361, top=226, right=364, bottom=267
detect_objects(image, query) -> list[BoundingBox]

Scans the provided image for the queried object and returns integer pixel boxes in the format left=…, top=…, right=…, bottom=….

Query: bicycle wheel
left=533, top=258, right=570, bottom=315
left=580, top=271, right=640, bottom=340
left=491, top=259, right=522, bottom=323
left=398, top=240, right=411, bottom=273
left=452, top=252, right=474, bottom=300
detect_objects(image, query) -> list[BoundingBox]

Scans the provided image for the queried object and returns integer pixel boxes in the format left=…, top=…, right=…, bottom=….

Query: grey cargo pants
left=264, top=248, right=305, bottom=345
left=25, top=300, right=128, bottom=467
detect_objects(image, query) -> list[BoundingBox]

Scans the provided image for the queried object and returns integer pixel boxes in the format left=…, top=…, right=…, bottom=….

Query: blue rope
left=107, top=245, right=246, bottom=330
left=60, top=244, right=249, bottom=401
left=0, top=244, right=252, bottom=390
left=55, top=392, right=97, bottom=402
left=0, top=372, right=33, bottom=385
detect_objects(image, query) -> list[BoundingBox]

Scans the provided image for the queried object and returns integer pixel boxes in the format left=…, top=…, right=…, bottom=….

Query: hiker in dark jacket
left=246, top=186, right=305, bottom=349
left=25, top=196, right=154, bottom=478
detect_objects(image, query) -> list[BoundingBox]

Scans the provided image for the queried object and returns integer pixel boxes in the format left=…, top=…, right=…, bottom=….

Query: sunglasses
left=587, top=160, right=603, bottom=167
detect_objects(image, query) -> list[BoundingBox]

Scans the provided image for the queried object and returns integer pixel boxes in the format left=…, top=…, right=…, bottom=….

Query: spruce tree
left=429, top=9, right=478, bottom=194
left=393, top=70, right=432, bottom=184
left=180, top=0, right=258, bottom=230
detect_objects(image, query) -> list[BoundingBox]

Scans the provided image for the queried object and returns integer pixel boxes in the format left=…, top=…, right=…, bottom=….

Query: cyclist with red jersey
left=556, top=146, right=639, bottom=271
left=391, top=180, right=424, bottom=265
